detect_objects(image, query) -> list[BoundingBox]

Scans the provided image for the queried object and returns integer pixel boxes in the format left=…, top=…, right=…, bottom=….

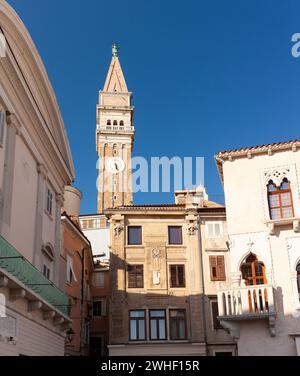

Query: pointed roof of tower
left=103, top=43, right=129, bottom=93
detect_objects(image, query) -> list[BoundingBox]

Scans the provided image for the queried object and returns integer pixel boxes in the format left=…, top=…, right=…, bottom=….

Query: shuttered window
left=209, top=256, right=226, bottom=281
left=170, top=265, right=185, bottom=288
left=128, top=265, right=144, bottom=288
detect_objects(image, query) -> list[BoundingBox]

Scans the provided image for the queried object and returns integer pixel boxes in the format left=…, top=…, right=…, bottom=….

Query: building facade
left=0, top=0, right=74, bottom=355
left=215, top=140, right=300, bottom=356
left=61, top=187, right=94, bottom=356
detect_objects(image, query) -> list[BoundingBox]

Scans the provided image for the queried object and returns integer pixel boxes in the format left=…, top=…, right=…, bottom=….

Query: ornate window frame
left=261, top=164, right=300, bottom=234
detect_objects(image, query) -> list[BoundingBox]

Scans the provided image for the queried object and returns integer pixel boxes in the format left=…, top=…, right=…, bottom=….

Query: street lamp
left=66, top=328, right=75, bottom=344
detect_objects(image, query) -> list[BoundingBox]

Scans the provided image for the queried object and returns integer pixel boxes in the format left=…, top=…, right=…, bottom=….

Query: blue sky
left=9, top=0, right=300, bottom=214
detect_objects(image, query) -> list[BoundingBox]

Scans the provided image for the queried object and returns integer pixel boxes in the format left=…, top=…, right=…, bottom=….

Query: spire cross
left=112, top=43, right=119, bottom=57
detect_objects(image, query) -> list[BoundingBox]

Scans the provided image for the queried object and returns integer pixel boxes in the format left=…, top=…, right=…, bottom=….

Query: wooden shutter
left=136, top=265, right=144, bottom=288
left=217, top=256, right=226, bottom=281
left=170, top=265, right=177, bottom=287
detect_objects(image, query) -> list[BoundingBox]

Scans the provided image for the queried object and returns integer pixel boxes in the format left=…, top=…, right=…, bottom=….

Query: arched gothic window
left=241, top=253, right=267, bottom=286
left=267, top=178, right=294, bottom=220
left=107, top=120, right=111, bottom=126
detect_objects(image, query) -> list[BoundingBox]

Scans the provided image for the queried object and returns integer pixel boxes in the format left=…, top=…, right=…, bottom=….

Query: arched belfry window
left=267, top=178, right=294, bottom=220
left=107, top=120, right=111, bottom=126
left=113, top=120, right=118, bottom=126
left=120, top=120, right=124, bottom=127
left=297, top=263, right=300, bottom=298
left=241, top=253, right=267, bottom=286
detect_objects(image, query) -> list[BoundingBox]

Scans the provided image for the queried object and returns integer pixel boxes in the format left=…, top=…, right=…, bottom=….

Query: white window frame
left=45, top=187, right=53, bottom=216
left=92, top=298, right=106, bottom=318
left=66, top=254, right=77, bottom=284
left=205, top=221, right=224, bottom=238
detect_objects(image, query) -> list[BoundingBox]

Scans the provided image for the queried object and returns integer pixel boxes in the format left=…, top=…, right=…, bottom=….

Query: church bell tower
left=96, top=44, right=134, bottom=213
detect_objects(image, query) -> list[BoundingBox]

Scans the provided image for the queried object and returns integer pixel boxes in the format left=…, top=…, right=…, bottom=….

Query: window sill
left=265, top=217, right=300, bottom=235
left=44, top=209, right=54, bottom=221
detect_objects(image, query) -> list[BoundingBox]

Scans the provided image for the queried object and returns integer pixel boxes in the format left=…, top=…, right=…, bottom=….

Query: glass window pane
left=170, top=319, right=177, bottom=339
left=214, top=223, right=220, bottom=236
left=280, top=180, right=289, bottom=190
left=280, top=193, right=291, bottom=206
left=128, top=227, right=142, bottom=245
left=130, top=321, right=137, bottom=340
left=130, top=310, right=145, bottom=318
left=169, top=227, right=183, bottom=245
left=150, top=310, right=165, bottom=317
left=138, top=320, right=145, bottom=340
left=270, top=208, right=281, bottom=219
left=267, top=182, right=277, bottom=192
left=159, top=319, right=166, bottom=339
left=179, top=320, right=186, bottom=339
left=282, top=207, right=293, bottom=218
left=268, top=194, right=279, bottom=208
left=150, top=321, right=157, bottom=339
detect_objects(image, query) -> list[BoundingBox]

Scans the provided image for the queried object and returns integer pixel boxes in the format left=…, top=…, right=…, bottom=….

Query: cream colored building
left=215, top=140, right=300, bottom=356
left=0, top=1, right=74, bottom=355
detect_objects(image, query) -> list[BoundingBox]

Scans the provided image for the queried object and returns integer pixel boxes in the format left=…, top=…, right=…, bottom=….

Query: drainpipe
left=77, top=247, right=86, bottom=356
left=197, top=214, right=208, bottom=356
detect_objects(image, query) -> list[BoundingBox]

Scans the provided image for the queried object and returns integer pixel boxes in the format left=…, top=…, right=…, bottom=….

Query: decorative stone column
left=0, top=113, right=21, bottom=237
left=33, top=163, right=47, bottom=268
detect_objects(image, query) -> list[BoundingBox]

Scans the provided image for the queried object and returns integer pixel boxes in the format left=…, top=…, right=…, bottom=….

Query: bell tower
left=96, top=44, right=134, bottom=213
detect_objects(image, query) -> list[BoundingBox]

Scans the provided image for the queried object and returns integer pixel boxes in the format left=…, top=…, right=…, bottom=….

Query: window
left=240, top=253, right=266, bottom=286
left=43, top=264, right=50, bottom=279
left=128, top=265, right=144, bottom=288
left=0, top=111, right=5, bottom=147
left=129, top=310, right=146, bottom=341
left=170, top=265, right=185, bottom=288
left=205, top=222, right=223, bottom=238
left=66, top=254, right=77, bottom=283
left=93, top=298, right=106, bottom=317
left=128, top=226, right=142, bottom=245
left=296, top=263, right=300, bottom=298
left=46, top=188, right=53, bottom=216
left=90, top=336, right=104, bottom=357
left=211, top=300, right=222, bottom=329
left=267, top=178, right=294, bottom=220
left=93, top=272, right=104, bottom=287
left=107, top=120, right=111, bottom=125
left=169, top=309, right=187, bottom=340
left=168, top=226, right=183, bottom=245
left=209, top=255, right=226, bottom=281
left=149, top=310, right=166, bottom=340
left=113, top=120, right=118, bottom=126
left=119, top=120, right=124, bottom=127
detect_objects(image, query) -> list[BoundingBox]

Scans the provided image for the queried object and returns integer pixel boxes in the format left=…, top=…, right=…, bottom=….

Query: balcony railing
left=217, top=284, right=275, bottom=319
left=0, top=235, right=69, bottom=316
left=98, top=125, right=134, bottom=132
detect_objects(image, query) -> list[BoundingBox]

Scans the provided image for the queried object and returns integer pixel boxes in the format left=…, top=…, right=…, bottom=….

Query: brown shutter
left=217, top=256, right=226, bottom=281
left=170, top=265, right=177, bottom=287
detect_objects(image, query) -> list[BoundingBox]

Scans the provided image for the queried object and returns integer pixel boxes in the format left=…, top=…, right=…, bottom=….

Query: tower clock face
left=106, top=157, right=126, bottom=173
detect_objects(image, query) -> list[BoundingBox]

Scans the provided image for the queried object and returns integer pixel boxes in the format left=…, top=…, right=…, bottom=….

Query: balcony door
left=241, top=253, right=267, bottom=286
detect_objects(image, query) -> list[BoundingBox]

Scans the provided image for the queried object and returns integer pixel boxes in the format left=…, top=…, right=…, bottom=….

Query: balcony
left=0, top=235, right=69, bottom=319
left=217, top=284, right=276, bottom=337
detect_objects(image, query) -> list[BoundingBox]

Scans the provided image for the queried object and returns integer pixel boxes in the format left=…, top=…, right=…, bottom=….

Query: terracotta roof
left=105, top=200, right=224, bottom=212
left=216, top=139, right=300, bottom=158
